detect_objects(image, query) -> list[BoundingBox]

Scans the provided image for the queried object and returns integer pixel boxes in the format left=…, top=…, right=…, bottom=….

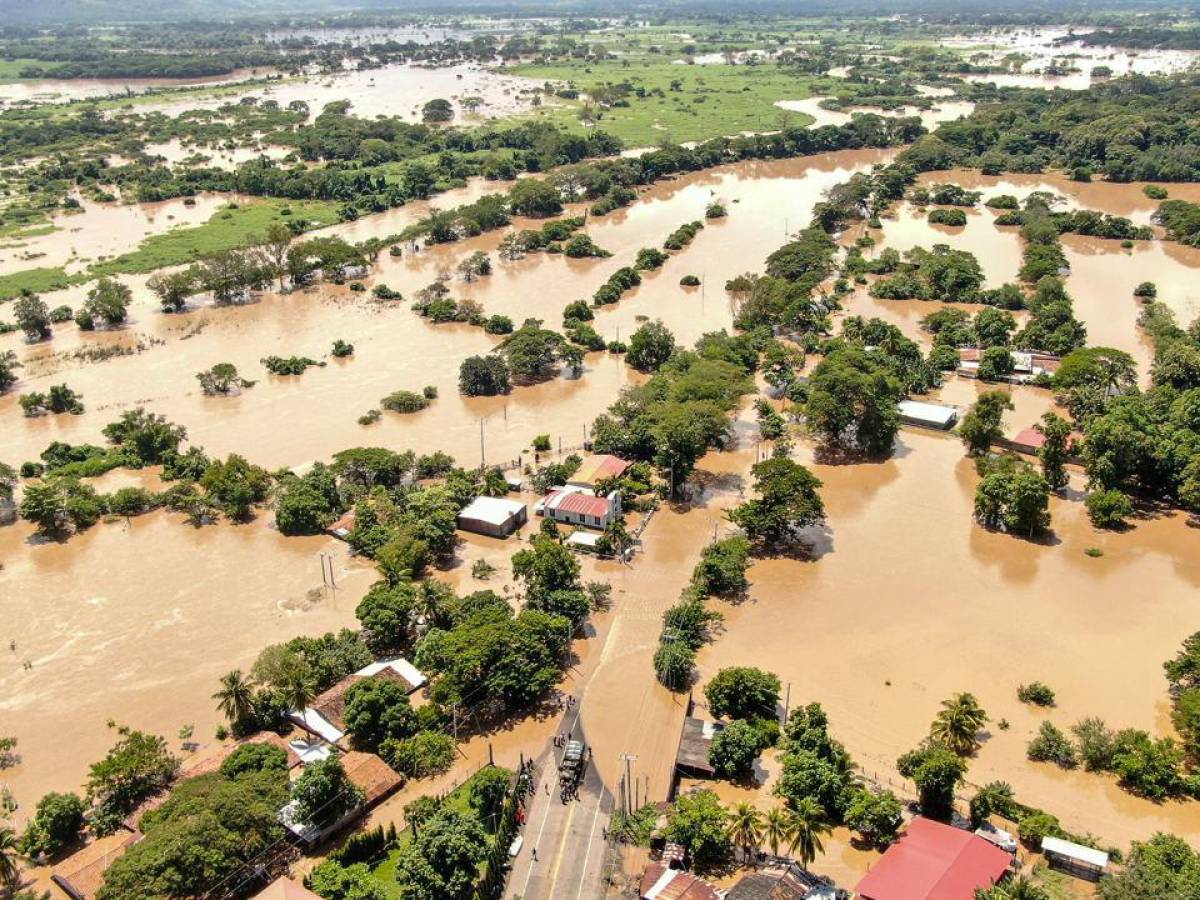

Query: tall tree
left=212, top=670, right=255, bottom=726
left=930, top=693, right=989, bottom=755
left=727, top=802, right=763, bottom=863
left=785, top=797, right=831, bottom=868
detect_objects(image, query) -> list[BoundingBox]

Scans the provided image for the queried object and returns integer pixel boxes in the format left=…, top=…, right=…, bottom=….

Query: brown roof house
left=640, top=862, right=721, bottom=900
left=50, top=832, right=138, bottom=900
left=289, top=659, right=427, bottom=745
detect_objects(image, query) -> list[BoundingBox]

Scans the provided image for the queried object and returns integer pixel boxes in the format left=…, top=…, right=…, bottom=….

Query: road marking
left=574, top=787, right=608, bottom=900
left=546, top=796, right=579, bottom=893
left=519, top=768, right=555, bottom=898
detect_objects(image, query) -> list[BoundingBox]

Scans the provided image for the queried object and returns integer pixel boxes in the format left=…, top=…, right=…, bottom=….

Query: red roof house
left=854, top=817, right=1012, bottom=900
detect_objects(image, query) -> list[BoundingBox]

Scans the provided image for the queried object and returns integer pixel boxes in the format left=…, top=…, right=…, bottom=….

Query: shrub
left=928, top=208, right=967, bottom=227
left=484, top=315, right=514, bottom=335
left=704, top=202, right=727, bottom=219
left=1143, top=185, right=1168, bottom=200
left=654, top=642, right=694, bottom=690
left=1027, top=722, right=1078, bottom=768
left=1133, top=281, right=1157, bottom=299
left=1017, top=811, right=1063, bottom=847
left=1016, top=682, right=1056, bottom=707
left=381, top=731, right=455, bottom=778
left=422, top=385, right=438, bottom=400
left=1086, top=489, right=1134, bottom=529
left=381, top=391, right=429, bottom=413
left=680, top=275, right=700, bottom=287
left=985, top=195, right=1020, bottom=210
left=532, top=434, right=551, bottom=452
left=332, top=340, right=354, bottom=358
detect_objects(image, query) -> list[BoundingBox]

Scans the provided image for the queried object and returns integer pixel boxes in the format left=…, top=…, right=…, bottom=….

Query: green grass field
left=0, top=266, right=83, bottom=300
left=0, top=59, right=65, bottom=83
left=510, top=59, right=822, bottom=146
left=367, top=766, right=510, bottom=898
left=88, top=198, right=342, bottom=276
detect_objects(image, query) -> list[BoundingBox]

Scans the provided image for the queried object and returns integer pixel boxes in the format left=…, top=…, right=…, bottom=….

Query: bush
left=704, top=202, right=727, bottom=219
left=1017, top=682, right=1056, bottom=706
left=484, top=315, right=514, bottom=335
left=1086, top=489, right=1133, bottom=529
left=532, top=434, right=551, bottom=452
left=1133, top=281, right=1157, bottom=299
left=1143, top=185, right=1168, bottom=200
left=422, top=385, right=438, bottom=400
left=654, top=642, right=695, bottom=690
left=708, top=720, right=762, bottom=778
left=1017, top=811, right=1063, bottom=847
left=20, top=791, right=85, bottom=858
left=985, top=195, right=1020, bottom=210
left=382, top=731, right=455, bottom=778
left=1027, top=722, right=1078, bottom=768
left=381, top=391, right=429, bottom=413
left=332, top=340, right=354, bottom=358
left=680, top=275, right=700, bottom=287
left=928, top=208, right=967, bottom=227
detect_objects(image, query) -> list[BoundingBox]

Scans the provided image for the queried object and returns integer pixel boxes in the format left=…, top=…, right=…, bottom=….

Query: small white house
left=536, top=486, right=621, bottom=530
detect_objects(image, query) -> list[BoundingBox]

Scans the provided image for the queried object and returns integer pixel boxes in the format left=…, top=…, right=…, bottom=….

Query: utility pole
left=783, top=682, right=791, bottom=725
left=479, top=418, right=486, bottom=468
left=621, top=753, right=637, bottom=813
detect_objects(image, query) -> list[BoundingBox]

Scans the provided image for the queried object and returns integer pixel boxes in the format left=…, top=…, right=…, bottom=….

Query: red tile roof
left=555, top=491, right=610, bottom=518
left=639, top=863, right=721, bottom=900
left=855, top=817, right=1011, bottom=900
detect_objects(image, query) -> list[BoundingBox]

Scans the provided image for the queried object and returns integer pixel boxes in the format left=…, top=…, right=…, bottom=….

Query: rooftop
left=569, top=454, right=631, bottom=487
left=640, top=862, right=721, bottom=900
left=51, top=831, right=138, bottom=900
left=545, top=487, right=612, bottom=519
left=341, top=750, right=404, bottom=807
left=855, top=817, right=1011, bottom=900
left=675, top=716, right=723, bottom=778
left=1041, top=836, right=1109, bottom=869
left=250, top=876, right=323, bottom=900
left=458, top=495, right=527, bottom=526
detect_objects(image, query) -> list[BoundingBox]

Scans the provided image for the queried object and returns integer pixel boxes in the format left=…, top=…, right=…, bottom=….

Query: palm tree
left=930, top=692, right=989, bottom=755
left=763, top=807, right=791, bottom=859
left=280, top=670, right=316, bottom=713
left=727, top=802, right=763, bottom=863
left=212, top=669, right=255, bottom=726
left=0, top=824, right=22, bottom=895
left=785, top=798, right=831, bottom=869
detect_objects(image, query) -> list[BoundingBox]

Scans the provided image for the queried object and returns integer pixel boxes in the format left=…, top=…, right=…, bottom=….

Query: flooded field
left=0, top=69, right=270, bottom=106
left=947, top=28, right=1200, bottom=90
left=137, top=62, right=545, bottom=122
left=0, top=151, right=890, bottom=470
left=774, top=96, right=976, bottom=132
left=2, top=146, right=1199, bottom=855
left=0, top=150, right=887, bottom=809
left=0, top=193, right=240, bottom=277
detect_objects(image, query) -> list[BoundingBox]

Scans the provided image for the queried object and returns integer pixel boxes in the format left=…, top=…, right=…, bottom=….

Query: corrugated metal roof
left=1041, top=836, right=1108, bottom=869
left=547, top=488, right=611, bottom=518
left=855, top=817, right=1010, bottom=900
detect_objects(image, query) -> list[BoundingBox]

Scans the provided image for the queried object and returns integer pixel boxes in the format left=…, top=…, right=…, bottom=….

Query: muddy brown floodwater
left=2, top=151, right=1199, bottom=855
left=0, top=150, right=888, bottom=812
left=136, top=62, right=546, bottom=123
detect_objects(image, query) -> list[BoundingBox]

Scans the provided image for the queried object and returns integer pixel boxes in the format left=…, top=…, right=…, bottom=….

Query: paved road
left=505, top=709, right=614, bottom=900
